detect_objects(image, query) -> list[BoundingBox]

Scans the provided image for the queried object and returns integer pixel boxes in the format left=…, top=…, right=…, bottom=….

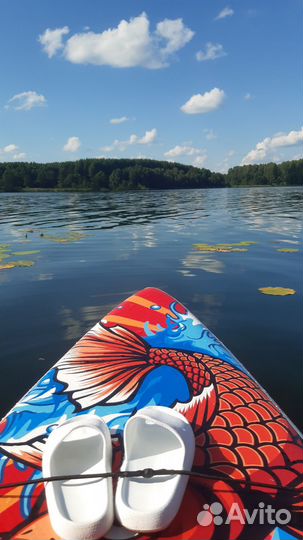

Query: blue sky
left=0, top=0, right=302, bottom=172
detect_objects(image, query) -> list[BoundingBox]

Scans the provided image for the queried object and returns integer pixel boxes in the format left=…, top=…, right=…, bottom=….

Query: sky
left=0, top=0, right=302, bottom=172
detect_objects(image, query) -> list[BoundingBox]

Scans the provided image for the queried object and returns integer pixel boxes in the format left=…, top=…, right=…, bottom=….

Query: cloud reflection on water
left=181, top=251, right=225, bottom=274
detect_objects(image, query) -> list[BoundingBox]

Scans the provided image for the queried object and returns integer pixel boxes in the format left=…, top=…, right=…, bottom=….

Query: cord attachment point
left=142, top=468, right=155, bottom=478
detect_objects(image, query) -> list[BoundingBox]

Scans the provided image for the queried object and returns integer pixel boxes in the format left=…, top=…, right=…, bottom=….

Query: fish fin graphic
left=175, top=383, right=216, bottom=433
left=56, top=324, right=155, bottom=409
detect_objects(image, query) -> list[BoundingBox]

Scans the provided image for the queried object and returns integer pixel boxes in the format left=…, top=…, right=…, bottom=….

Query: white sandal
left=43, top=415, right=114, bottom=540
left=115, top=406, right=195, bottom=532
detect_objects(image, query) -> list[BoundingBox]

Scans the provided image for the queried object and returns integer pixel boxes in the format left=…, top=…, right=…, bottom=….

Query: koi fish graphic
left=0, top=322, right=302, bottom=538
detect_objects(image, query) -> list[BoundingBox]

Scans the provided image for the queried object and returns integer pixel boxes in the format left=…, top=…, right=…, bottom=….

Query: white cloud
left=3, top=144, right=18, bottom=154
left=215, top=7, right=234, bottom=20
left=40, top=14, right=194, bottom=69
left=181, top=88, right=225, bottom=115
left=164, top=145, right=207, bottom=167
left=155, top=18, right=194, bottom=55
left=193, top=155, right=208, bottom=167
left=6, top=91, right=46, bottom=111
left=0, top=144, right=26, bottom=161
left=13, top=152, right=26, bottom=161
left=164, top=145, right=202, bottom=158
left=139, top=128, right=157, bottom=144
left=204, top=129, right=217, bottom=140
left=101, top=128, right=157, bottom=152
left=244, top=93, right=253, bottom=101
left=110, top=116, right=129, bottom=125
left=39, top=26, right=70, bottom=58
left=63, top=136, right=81, bottom=152
left=216, top=150, right=236, bottom=173
left=196, top=42, right=227, bottom=62
left=242, top=128, right=303, bottom=165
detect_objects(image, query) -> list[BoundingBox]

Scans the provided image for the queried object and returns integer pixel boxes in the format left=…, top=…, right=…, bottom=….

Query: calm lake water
left=0, top=187, right=302, bottom=430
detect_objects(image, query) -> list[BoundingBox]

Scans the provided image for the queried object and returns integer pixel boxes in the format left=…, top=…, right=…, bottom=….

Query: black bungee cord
left=0, top=468, right=301, bottom=495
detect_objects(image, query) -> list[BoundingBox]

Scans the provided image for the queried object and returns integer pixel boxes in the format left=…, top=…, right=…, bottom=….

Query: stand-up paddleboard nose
left=42, top=415, right=114, bottom=540
left=115, top=406, right=195, bottom=533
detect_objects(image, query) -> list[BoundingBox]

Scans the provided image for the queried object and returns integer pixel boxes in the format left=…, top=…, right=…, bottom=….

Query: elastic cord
left=0, top=468, right=301, bottom=494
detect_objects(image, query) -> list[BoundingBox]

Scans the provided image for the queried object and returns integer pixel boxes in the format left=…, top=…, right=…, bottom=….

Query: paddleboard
left=0, top=288, right=302, bottom=539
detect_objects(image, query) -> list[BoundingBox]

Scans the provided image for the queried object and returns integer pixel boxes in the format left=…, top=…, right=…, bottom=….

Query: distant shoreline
left=17, top=184, right=302, bottom=193
left=0, top=157, right=302, bottom=192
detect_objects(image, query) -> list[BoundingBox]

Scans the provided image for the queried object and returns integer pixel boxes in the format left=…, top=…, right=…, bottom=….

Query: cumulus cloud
left=40, top=14, right=194, bottom=69
left=181, top=88, right=225, bottom=115
left=138, top=128, right=157, bottom=144
left=6, top=91, right=46, bottom=111
left=110, top=116, right=129, bottom=125
left=101, top=128, right=157, bottom=152
left=196, top=42, right=227, bottom=62
left=215, top=7, right=234, bottom=20
left=164, top=145, right=207, bottom=167
left=164, top=145, right=202, bottom=158
left=13, top=152, right=26, bottom=161
left=242, top=128, right=303, bottom=165
left=216, top=150, right=236, bottom=173
left=0, top=144, right=26, bottom=161
left=3, top=144, right=18, bottom=154
left=39, top=26, right=70, bottom=58
left=155, top=18, right=194, bottom=55
left=63, top=136, right=81, bottom=152
left=193, top=155, right=208, bottom=167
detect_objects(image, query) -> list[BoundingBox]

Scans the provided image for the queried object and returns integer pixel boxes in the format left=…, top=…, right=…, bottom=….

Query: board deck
left=0, top=288, right=302, bottom=540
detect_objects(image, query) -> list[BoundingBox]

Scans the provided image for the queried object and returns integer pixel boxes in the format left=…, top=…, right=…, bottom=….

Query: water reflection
left=1, top=187, right=302, bottom=429
left=1, top=188, right=302, bottom=238
left=37, top=273, right=54, bottom=281
left=60, top=304, right=116, bottom=341
left=182, top=252, right=225, bottom=274
left=191, top=293, right=223, bottom=329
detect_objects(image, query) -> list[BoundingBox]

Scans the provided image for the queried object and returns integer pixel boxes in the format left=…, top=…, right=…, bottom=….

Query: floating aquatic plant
left=0, top=245, right=11, bottom=262
left=276, top=248, right=299, bottom=253
left=193, top=242, right=250, bottom=253
left=13, top=260, right=35, bottom=267
left=2, top=260, right=35, bottom=269
left=44, top=232, right=86, bottom=244
left=12, top=250, right=40, bottom=256
left=0, top=263, right=15, bottom=270
left=259, top=287, right=296, bottom=296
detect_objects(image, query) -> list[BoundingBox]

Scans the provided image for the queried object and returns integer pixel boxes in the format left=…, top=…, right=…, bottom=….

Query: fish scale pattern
left=149, top=348, right=212, bottom=394
left=194, top=357, right=303, bottom=504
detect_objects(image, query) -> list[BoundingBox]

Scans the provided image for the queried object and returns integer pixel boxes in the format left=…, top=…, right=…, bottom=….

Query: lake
left=0, top=187, right=302, bottom=430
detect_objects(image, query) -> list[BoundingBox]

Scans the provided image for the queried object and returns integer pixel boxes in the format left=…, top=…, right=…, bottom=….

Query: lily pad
left=259, top=287, right=296, bottom=296
left=276, top=248, right=299, bottom=253
left=0, top=263, right=15, bottom=270
left=12, top=250, right=40, bottom=256
left=0, top=244, right=10, bottom=251
left=193, top=243, right=249, bottom=253
left=44, top=232, right=86, bottom=244
left=7, top=260, right=35, bottom=268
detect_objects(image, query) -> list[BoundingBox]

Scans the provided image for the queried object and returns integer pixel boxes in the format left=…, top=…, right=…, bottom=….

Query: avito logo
left=197, top=502, right=291, bottom=526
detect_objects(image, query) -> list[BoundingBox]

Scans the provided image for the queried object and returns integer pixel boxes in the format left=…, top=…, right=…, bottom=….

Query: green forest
left=0, top=158, right=302, bottom=192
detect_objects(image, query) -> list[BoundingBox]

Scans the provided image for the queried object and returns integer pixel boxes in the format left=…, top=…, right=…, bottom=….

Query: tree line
left=0, top=157, right=302, bottom=192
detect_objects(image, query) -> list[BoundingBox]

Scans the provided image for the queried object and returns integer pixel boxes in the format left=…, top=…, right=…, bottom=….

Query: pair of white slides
left=43, top=406, right=195, bottom=540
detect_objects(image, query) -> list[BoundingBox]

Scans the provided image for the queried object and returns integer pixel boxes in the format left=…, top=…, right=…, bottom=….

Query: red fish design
left=54, top=323, right=303, bottom=538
